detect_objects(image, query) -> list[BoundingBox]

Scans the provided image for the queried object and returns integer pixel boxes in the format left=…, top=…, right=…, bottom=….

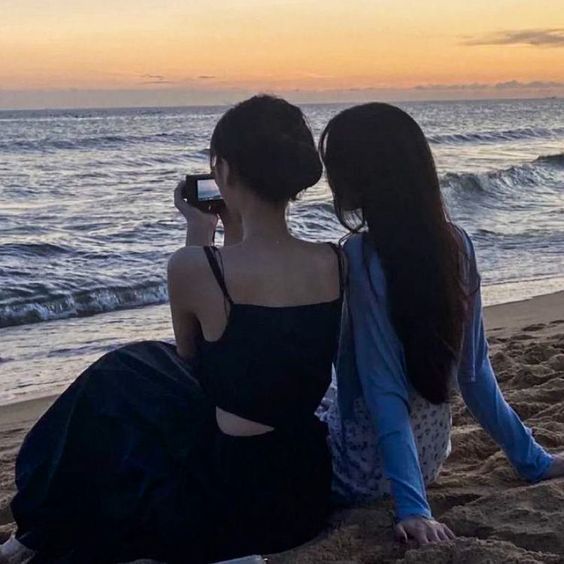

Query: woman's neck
left=240, top=200, right=292, bottom=245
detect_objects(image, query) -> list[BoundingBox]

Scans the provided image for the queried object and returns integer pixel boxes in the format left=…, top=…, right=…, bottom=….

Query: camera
left=183, top=174, right=224, bottom=213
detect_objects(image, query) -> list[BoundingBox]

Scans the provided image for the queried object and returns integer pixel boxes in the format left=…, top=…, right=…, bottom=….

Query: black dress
left=11, top=245, right=343, bottom=563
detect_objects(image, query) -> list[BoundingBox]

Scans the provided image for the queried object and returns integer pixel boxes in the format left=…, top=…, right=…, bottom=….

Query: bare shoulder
left=167, top=246, right=212, bottom=307
left=296, top=240, right=348, bottom=283
left=167, top=246, right=207, bottom=276
left=307, top=239, right=348, bottom=269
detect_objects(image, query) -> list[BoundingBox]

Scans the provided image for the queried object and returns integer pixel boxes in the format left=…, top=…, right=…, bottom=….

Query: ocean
left=0, top=98, right=563, bottom=403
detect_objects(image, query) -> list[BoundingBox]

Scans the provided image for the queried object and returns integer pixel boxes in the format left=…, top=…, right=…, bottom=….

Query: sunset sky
left=1, top=0, right=563, bottom=109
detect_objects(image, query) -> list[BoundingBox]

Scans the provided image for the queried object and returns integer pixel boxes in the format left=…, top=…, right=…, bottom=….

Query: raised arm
left=456, top=232, right=554, bottom=481
left=168, top=181, right=226, bottom=360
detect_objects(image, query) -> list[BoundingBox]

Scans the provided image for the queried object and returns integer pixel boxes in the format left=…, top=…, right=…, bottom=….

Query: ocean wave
left=0, top=282, right=168, bottom=329
left=0, top=131, right=191, bottom=153
left=429, top=127, right=564, bottom=145
left=440, top=156, right=561, bottom=195
left=535, top=153, right=564, bottom=167
left=7, top=128, right=561, bottom=154
left=0, top=242, right=74, bottom=257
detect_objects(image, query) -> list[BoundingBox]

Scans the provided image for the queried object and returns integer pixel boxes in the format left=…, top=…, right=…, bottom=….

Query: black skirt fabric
left=11, top=341, right=332, bottom=563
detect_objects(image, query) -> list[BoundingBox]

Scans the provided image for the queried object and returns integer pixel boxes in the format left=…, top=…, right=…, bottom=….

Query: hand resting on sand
left=394, top=516, right=455, bottom=546
left=543, top=452, right=564, bottom=480
left=394, top=452, right=564, bottom=547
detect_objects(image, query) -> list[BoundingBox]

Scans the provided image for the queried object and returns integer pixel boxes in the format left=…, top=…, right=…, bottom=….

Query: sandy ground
left=1, top=291, right=563, bottom=563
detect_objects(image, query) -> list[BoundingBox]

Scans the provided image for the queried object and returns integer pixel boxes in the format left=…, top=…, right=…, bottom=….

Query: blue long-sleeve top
left=335, top=228, right=553, bottom=521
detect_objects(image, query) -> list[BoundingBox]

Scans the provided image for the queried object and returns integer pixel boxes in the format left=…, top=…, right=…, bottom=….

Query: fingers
left=395, top=517, right=456, bottom=547
left=425, top=523, right=455, bottom=544
left=435, top=526, right=451, bottom=542
left=409, top=524, right=430, bottom=545
left=444, top=524, right=456, bottom=540
left=394, top=523, right=408, bottom=544
left=540, top=452, right=564, bottom=480
left=436, top=527, right=449, bottom=542
left=427, top=528, right=442, bottom=544
left=174, top=181, right=186, bottom=210
left=416, top=532, right=431, bottom=545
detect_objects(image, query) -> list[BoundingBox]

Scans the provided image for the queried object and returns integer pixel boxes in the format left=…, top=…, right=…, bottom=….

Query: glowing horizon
left=2, top=0, right=563, bottom=108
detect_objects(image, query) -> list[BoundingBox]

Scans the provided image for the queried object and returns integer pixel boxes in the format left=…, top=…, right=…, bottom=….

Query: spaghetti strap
left=327, top=242, right=344, bottom=297
left=203, top=246, right=233, bottom=305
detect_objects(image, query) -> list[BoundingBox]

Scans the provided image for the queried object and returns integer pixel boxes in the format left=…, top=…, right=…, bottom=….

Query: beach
left=0, top=291, right=562, bottom=562
left=2, top=0, right=563, bottom=558
left=0, top=99, right=562, bottom=562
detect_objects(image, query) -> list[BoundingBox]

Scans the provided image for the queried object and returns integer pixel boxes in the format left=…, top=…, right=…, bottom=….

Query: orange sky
left=1, top=0, right=563, bottom=108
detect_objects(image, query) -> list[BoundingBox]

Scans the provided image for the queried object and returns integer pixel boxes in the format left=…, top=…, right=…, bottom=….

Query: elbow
left=175, top=344, right=195, bottom=362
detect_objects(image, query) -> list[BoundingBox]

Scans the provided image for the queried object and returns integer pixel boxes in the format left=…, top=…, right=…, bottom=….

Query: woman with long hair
left=2, top=95, right=342, bottom=563
left=319, top=103, right=564, bottom=545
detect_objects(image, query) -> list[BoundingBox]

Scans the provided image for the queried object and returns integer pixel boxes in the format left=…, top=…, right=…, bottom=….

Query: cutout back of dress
left=197, top=244, right=343, bottom=429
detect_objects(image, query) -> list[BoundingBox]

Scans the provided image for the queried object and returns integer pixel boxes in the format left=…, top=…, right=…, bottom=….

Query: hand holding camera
left=174, top=179, right=219, bottom=246
left=182, top=173, right=224, bottom=214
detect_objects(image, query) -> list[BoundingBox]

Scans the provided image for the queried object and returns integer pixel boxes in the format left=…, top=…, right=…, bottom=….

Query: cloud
left=140, top=80, right=176, bottom=85
left=299, top=72, right=336, bottom=79
left=495, top=80, right=564, bottom=89
left=413, top=80, right=564, bottom=91
left=414, top=83, right=488, bottom=91
left=137, top=74, right=218, bottom=85
left=139, top=74, right=175, bottom=85
left=140, top=74, right=166, bottom=81
left=464, top=28, right=564, bottom=47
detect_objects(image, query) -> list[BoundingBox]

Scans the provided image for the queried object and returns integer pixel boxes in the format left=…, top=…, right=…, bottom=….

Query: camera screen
left=197, top=178, right=221, bottom=201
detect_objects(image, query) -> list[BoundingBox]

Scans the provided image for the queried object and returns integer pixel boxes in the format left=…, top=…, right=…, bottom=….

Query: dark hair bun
left=211, top=95, right=322, bottom=203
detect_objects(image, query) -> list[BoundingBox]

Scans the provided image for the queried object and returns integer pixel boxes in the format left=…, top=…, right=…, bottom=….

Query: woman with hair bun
left=4, top=95, right=342, bottom=563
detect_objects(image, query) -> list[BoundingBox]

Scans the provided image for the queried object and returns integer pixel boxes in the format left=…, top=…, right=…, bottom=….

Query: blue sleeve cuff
left=396, top=507, right=433, bottom=522
left=527, top=451, right=554, bottom=483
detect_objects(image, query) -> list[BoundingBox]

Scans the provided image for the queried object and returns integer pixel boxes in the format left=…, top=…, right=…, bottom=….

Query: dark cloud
left=464, top=28, right=564, bottom=47
left=197, top=75, right=216, bottom=80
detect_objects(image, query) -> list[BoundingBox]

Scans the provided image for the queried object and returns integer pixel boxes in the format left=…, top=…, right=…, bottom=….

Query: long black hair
left=320, top=103, right=468, bottom=404
left=211, top=95, right=322, bottom=204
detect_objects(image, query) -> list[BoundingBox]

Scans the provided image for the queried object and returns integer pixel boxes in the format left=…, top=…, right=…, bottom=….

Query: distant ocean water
left=1, top=98, right=563, bottom=402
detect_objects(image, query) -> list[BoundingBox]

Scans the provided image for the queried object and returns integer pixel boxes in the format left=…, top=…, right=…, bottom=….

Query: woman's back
left=192, top=239, right=343, bottom=340
left=197, top=240, right=344, bottom=430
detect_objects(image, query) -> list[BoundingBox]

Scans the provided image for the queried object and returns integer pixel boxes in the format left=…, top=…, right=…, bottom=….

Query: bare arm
left=167, top=248, right=202, bottom=360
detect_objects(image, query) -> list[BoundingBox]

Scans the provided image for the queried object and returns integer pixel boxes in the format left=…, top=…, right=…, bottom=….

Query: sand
left=1, top=291, right=563, bottom=563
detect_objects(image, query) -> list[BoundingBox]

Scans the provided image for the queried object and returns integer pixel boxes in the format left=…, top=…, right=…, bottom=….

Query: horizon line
left=0, top=94, right=561, bottom=114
